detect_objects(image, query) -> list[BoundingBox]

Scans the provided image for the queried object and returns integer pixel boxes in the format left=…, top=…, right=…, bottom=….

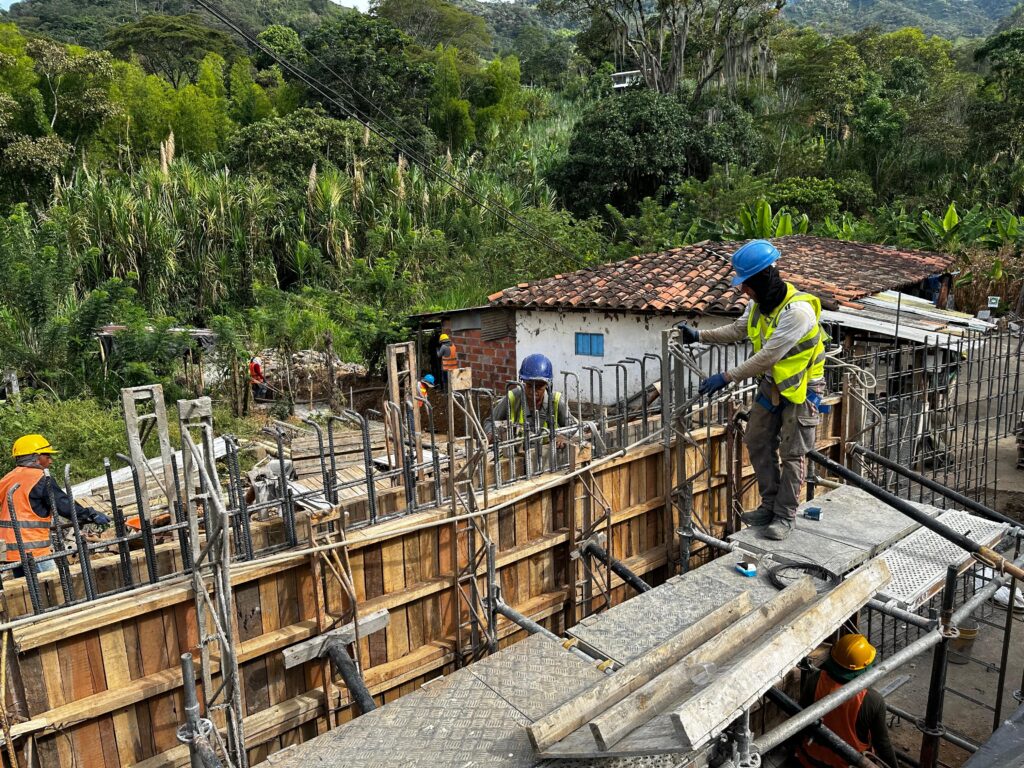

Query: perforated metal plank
left=567, top=569, right=743, bottom=665
left=468, top=633, right=607, bottom=721
left=263, top=671, right=533, bottom=768
left=876, top=510, right=1008, bottom=608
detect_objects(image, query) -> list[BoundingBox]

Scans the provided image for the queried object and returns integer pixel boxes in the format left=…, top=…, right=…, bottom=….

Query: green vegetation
left=0, top=0, right=1023, bottom=478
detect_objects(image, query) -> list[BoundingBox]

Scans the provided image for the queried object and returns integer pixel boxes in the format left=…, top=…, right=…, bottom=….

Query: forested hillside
left=783, top=0, right=1018, bottom=38
left=0, top=0, right=343, bottom=46
left=0, top=0, right=1022, bottom=475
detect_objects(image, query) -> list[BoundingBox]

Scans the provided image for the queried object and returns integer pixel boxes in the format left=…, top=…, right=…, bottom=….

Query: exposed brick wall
left=442, top=323, right=517, bottom=392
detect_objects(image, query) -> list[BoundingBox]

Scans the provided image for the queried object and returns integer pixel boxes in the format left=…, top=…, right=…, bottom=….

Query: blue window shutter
left=593, top=334, right=604, bottom=357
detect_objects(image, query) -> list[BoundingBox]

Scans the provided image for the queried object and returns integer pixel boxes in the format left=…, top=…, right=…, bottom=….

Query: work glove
left=675, top=323, right=700, bottom=344
left=83, top=509, right=111, bottom=526
left=699, top=372, right=728, bottom=397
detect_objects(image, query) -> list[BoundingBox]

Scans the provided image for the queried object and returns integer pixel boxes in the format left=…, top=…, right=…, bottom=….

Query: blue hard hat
left=730, top=240, right=780, bottom=286
left=519, top=354, right=553, bottom=382
left=423, top=374, right=436, bottom=387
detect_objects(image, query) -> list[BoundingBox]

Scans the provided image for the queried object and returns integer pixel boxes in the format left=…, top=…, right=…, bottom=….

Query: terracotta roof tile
left=488, top=236, right=954, bottom=315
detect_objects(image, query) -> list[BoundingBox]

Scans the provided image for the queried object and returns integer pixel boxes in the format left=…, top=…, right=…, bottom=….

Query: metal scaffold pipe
left=847, top=443, right=1020, bottom=528
left=753, top=550, right=1024, bottom=754
left=807, top=450, right=1024, bottom=581
left=581, top=540, right=652, bottom=593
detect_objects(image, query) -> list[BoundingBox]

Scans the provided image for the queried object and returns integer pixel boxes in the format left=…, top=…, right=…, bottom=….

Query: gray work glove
left=675, top=323, right=700, bottom=344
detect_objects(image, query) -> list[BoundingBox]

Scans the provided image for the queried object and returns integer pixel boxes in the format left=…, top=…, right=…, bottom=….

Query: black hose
left=582, top=540, right=652, bottom=593
left=327, top=641, right=376, bottom=715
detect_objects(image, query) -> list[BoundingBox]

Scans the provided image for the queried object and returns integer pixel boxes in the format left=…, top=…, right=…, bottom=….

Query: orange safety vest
left=441, top=342, right=459, bottom=371
left=797, top=671, right=872, bottom=768
left=249, top=358, right=265, bottom=384
left=0, top=467, right=53, bottom=563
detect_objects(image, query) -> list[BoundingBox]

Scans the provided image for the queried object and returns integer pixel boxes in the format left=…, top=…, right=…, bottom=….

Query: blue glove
left=84, top=509, right=110, bottom=526
left=699, top=373, right=728, bottom=397
left=675, top=323, right=700, bottom=344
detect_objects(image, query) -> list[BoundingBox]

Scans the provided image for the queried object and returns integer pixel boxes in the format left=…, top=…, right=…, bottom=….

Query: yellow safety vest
left=746, top=283, right=826, bottom=405
left=507, top=390, right=562, bottom=430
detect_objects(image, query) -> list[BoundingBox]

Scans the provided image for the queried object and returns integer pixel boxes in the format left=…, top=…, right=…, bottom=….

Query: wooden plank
left=282, top=610, right=390, bottom=669
left=588, top=576, right=818, bottom=752
left=39, top=645, right=73, bottom=766
left=528, top=592, right=753, bottom=751
left=98, top=624, right=144, bottom=765
left=671, top=560, right=891, bottom=749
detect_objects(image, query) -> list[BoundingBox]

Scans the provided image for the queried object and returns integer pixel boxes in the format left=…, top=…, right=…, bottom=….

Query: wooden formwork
left=0, top=401, right=843, bottom=767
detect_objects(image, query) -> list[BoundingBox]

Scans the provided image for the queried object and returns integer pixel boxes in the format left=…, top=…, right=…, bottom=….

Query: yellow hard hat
left=440, top=333, right=450, bottom=342
left=831, top=634, right=876, bottom=671
left=12, top=434, right=58, bottom=458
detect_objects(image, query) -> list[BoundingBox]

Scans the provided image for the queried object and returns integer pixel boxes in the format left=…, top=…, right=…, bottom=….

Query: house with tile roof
left=414, top=236, right=962, bottom=401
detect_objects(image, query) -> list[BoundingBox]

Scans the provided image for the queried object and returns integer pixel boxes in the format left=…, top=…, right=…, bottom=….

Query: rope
left=767, top=562, right=842, bottom=594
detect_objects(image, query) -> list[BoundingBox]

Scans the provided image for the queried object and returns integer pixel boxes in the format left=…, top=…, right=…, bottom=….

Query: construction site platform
left=261, top=486, right=1009, bottom=768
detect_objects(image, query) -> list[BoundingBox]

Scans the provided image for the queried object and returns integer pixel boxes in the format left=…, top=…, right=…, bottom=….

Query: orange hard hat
left=831, top=634, right=876, bottom=671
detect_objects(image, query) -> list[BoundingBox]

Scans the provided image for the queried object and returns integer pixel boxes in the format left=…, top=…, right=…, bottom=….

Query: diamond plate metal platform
left=727, top=486, right=943, bottom=573
left=567, top=569, right=745, bottom=665
left=875, top=510, right=1008, bottom=608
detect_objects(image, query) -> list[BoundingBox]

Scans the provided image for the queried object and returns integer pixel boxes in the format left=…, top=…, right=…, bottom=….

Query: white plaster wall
left=514, top=310, right=750, bottom=405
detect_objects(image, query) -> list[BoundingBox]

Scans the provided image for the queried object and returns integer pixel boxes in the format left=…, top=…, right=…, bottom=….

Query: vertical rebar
left=101, top=460, right=135, bottom=593
left=45, top=475, right=74, bottom=604
left=919, top=565, right=957, bottom=768
left=63, top=464, right=97, bottom=601
left=170, top=454, right=193, bottom=572
left=5, top=485, right=42, bottom=614
left=993, top=533, right=1020, bottom=728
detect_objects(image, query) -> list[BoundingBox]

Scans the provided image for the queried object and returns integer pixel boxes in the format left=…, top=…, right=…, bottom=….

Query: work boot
left=765, top=517, right=794, bottom=541
left=740, top=507, right=774, bottom=527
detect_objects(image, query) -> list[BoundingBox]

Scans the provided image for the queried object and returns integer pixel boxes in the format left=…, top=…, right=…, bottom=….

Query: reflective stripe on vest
left=441, top=342, right=459, bottom=371
left=507, top=390, right=562, bottom=430
left=798, top=671, right=872, bottom=768
left=0, top=467, right=53, bottom=562
left=746, top=283, right=827, bottom=405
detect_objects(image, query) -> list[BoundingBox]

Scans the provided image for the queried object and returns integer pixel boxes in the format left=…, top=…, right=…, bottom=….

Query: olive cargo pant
left=744, top=380, right=821, bottom=522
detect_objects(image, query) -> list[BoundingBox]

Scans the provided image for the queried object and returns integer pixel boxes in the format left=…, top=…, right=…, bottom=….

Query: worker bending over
left=677, top=239, right=827, bottom=541
left=797, top=634, right=898, bottom=768
left=0, top=435, right=109, bottom=577
left=486, top=354, right=574, bottom=446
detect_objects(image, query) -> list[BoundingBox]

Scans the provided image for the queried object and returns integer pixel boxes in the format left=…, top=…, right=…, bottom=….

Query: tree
left=429, top=46, right=474, bottom=151
left=513, top=24, right=573, bottom=87
left=25, top=38, right=115, bottom=137
left=172, top=53, right=231, bottom=155
left=104, top=14, right=241, bottom=88
left=374, top=0, right=493, bottom=57
left=541, top=0, right=781, bottom=98
left=303, top=14, right=434, bottom=128
left=228, top=57, right=274, bottom=126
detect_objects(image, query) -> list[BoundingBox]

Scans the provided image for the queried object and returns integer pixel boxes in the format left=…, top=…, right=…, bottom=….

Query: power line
left=191, top=0, right=593, bottom=272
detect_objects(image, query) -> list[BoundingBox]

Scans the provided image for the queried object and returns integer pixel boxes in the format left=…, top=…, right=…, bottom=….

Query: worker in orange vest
left=0, top=435, right=109, bottom=578
left=418, top=373, right=436, bottom=402
left=437, top=333, right=458, bottom=391
left=249, top=354, right=268, bottom=401
left=797, top=634, right=898, bottom=768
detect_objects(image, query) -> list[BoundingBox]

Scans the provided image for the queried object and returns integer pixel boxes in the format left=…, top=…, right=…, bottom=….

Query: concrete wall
left=514, top=309, right=746, bottom=405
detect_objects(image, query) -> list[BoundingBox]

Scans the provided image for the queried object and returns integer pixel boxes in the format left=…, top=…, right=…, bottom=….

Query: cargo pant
left=744, top=378, right=822, bottom=522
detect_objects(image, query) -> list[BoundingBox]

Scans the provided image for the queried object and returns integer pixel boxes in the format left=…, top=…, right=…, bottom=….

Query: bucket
left=948, top=618, right=979, bottom=665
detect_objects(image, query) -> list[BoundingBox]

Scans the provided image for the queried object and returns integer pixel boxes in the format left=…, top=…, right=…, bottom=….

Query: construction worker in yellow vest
left=676, top=240, right=827, bottom=541
left=797, top=634, right=898, bottom=768
left=485, top=354, right=575, bottom=446
left=0, top=435, right=109, bottom=578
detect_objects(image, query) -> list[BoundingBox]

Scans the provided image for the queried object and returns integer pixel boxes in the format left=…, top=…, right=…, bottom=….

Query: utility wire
left=191, top=0, right=593, bottom=272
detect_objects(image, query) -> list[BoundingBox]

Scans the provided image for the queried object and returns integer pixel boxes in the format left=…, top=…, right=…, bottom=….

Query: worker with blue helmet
left=485, top=354, right=574, bottom=444
left=676, top=239, right=828, bottom=541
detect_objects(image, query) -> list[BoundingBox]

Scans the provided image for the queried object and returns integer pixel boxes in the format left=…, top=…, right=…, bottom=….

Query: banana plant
left=726, top=199, right=809, bottom=239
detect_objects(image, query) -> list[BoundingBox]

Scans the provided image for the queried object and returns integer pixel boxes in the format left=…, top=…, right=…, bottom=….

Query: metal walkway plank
left=567, top=569, right=743, bottom=665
